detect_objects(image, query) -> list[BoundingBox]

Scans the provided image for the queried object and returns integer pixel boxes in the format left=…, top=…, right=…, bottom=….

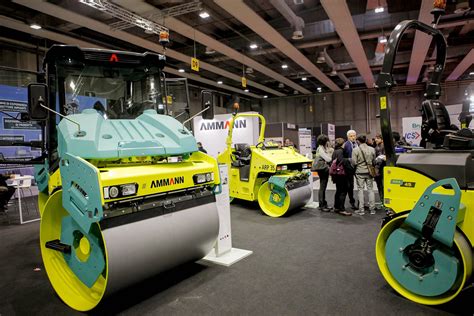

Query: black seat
left=232, top=143, right=251, bottom=182
left=233, top=143, right=251, bottom=165
left=421, top=99, right=458, bottom=148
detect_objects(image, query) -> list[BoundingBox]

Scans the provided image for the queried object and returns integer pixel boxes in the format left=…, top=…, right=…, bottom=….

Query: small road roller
left=217, top=113, right=312, bottom=217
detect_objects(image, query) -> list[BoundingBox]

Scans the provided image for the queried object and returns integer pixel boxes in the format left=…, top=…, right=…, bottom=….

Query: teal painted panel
left=61, top=216, right=105, bottom=288
left=60, top=153, right=103, bottom=233
left=385, top=227, right=460, bottom=297
left=405, top=178, right=462, bottom=247
left=57, top=109, right=198, bottom=160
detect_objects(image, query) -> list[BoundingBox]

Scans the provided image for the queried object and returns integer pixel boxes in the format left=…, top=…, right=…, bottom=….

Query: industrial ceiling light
left=199, top=11, right=210, bottom=19
left=454, top=0, right=470, bottom=13
left=245, top=67, right=254, bottom=74
left=378, top=36, right=387, bottom=44
left=144, top=25, right=154, bottom=34
left=205, top=46, right=216, bottom=55
left=317, top=87, right=322, bottom=92
left=244, top=89, right=249, bottom=92
left=249, top=43, right=258, bottom=49
left=263, top=95, right=268, bottom=98
left=217, top=80, right=223, bottom=85
left=316, top=51, right=326, bottom=64
left=301, top=77, right=307, bottom=81
left=281, top=64, right=288, bottom=69
left=293, top=90, right=299, bottom=94
left=329, top=69, right=337, bottom=76
left=278, top=83, right=285, bottom=88
left=292, top=30, right=304, bottom=40
left=469, top=72, right=474, bottom=76
left=30, top=23, right=42, bottom=29
left=375, top=7, right=384, bottom=13
left=178, top=69, right=185, bottom=73
left=344, top=83, right=350, bottom=90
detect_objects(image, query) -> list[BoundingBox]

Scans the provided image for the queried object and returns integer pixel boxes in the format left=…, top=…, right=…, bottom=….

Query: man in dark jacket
left=343, top=129, right=358, bottom=210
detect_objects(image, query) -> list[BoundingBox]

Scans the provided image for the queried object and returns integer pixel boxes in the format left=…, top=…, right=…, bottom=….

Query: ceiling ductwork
left=269, top=0, right=305, bottom=40
left=320, top=48, right=351, bottom=88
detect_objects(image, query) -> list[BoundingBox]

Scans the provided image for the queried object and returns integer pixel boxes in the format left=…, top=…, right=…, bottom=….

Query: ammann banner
left=193, top=112, right=259, bottom=158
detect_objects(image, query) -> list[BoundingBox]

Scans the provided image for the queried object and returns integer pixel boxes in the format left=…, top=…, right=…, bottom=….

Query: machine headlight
left=194, top=172, right=214, bottom=184
left=277, top=165, right=288, bottom=171
left=121, top=183, right=137, bottom=196
left=109, top=186, right=119, bottom=198
left=103, top=183, right=138, bottom=199
left=302, top=163, right=308, bottom=169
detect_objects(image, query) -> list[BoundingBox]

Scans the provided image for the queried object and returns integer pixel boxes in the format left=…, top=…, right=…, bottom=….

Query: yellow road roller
left=25, top=45, right=221, bottom=311
left=374, top=11, right=474, bottom=305
left=217, top=113, right=312, bottom=217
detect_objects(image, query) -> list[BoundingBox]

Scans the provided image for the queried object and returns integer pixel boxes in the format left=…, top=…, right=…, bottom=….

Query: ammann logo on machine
left=200, top=119, right=247, bottom=131
left=151, top=176, right=185, bottom=188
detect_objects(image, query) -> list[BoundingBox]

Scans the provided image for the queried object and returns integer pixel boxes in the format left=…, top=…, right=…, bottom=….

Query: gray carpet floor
left=0, top=191, right=472, bottom=315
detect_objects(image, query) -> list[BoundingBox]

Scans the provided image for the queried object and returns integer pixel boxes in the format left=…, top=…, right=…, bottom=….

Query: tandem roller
left=216, top=113, right=313, bottom=217
left=374, top=1, right=474, bottom=305
left=25, top=45, right=221, bottom=311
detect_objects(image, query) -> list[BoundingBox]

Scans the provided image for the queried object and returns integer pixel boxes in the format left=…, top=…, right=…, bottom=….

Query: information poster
left=402, top=116, right=422, bottom=146
left=298, top=128, right=312, bottom=157
left=0, top=85, right=42, bottom=174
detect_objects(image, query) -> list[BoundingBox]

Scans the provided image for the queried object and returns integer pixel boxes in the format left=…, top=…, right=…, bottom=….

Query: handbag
left=360, top=147, right=376, bottom=178
left=329, top=159, right=345, bottom=176
left=312, top=157, right=329, bottom=172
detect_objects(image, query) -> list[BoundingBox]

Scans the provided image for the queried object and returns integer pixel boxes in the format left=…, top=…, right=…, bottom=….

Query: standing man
left=352, top=135, right=376, bottom=215
left=343, top=129, right=358, bottom=210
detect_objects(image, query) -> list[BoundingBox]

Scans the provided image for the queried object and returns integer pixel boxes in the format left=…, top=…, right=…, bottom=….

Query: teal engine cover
left=57, top=109, right=198, bottom=159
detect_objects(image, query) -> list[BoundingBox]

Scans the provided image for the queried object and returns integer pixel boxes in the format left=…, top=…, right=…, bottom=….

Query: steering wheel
left=256, top=141, right=266, bottom=150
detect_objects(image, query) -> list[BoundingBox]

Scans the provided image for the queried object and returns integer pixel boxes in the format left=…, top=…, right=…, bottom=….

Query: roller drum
left=103, top=202, right=219, bottom=295
left=40, top=190, right=219, bottom=311
left=258, top=180, right=312, bottom=217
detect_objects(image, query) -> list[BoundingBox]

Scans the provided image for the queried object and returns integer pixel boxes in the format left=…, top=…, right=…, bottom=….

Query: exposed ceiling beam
left=113, top=0, right=290, bottom=97
left=446, top=49, right=474, bottom=81
left=0, top=15, right=103, bottom=49
left=459, top=20, right=474, bottom=35
left=0, top=15, right=262, bottom=99
left=164, top=68, right=261, bottom=98
left=12, top=0, right=268, bottom=97
left=320, top=0, right=375, bottom=88
left=406, top=0, right=433, bottom=85
left=213, top=0, right=339, bottom=92
left=209, top=18, right=471, bottom=62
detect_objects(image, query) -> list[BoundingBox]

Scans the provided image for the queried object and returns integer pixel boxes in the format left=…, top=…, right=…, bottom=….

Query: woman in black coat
left=331, top=138, right=353, bottom=216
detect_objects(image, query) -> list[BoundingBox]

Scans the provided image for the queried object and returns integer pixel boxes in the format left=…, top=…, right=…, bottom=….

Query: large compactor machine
left=374, top=13, right=474, bottom=305
left=25, top=45, right=220, bottom=311
left=217, top=113, right=312, bottom=217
